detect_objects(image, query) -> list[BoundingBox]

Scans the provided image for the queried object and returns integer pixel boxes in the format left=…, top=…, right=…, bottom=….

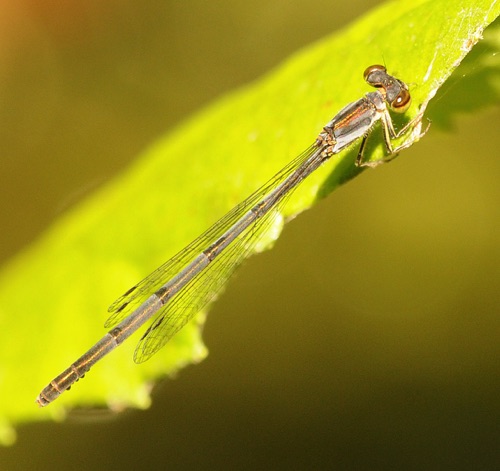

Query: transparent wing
left=105, top=145, right=318, bottom=329
left=133, top=199, right=290, bottom=363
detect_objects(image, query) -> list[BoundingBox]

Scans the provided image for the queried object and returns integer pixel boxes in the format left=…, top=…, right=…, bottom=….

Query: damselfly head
left=364, top=64, right=411, bottom=114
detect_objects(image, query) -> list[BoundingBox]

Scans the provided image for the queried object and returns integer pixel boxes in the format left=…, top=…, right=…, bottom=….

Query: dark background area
left=1, top=1, right=499, bottom=469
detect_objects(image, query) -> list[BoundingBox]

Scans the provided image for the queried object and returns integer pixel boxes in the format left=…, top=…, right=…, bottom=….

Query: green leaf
left=0, top=0, right=498, bottom=442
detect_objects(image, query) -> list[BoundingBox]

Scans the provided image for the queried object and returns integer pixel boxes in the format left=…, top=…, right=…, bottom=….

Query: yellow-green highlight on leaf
left=0, top=0, right=498, bottom=443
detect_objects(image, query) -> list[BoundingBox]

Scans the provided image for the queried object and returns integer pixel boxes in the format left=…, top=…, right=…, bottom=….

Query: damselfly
left=37, top=65, right=427, bottom=406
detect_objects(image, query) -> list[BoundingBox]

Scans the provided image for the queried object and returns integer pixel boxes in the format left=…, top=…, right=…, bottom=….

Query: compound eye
left=363, top=64, right=387, bottom=86
left=390, top=88, right=411, bottom=113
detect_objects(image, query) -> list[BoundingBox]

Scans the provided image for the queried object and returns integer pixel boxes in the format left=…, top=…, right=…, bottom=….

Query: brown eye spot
left=391, top=88, right=411, bottom=113
left=363, top=64, right=386, bottom=85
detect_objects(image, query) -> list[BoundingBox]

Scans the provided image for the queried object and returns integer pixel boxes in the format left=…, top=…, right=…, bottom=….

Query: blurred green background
left=1, top=0, right=498, bottom=469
